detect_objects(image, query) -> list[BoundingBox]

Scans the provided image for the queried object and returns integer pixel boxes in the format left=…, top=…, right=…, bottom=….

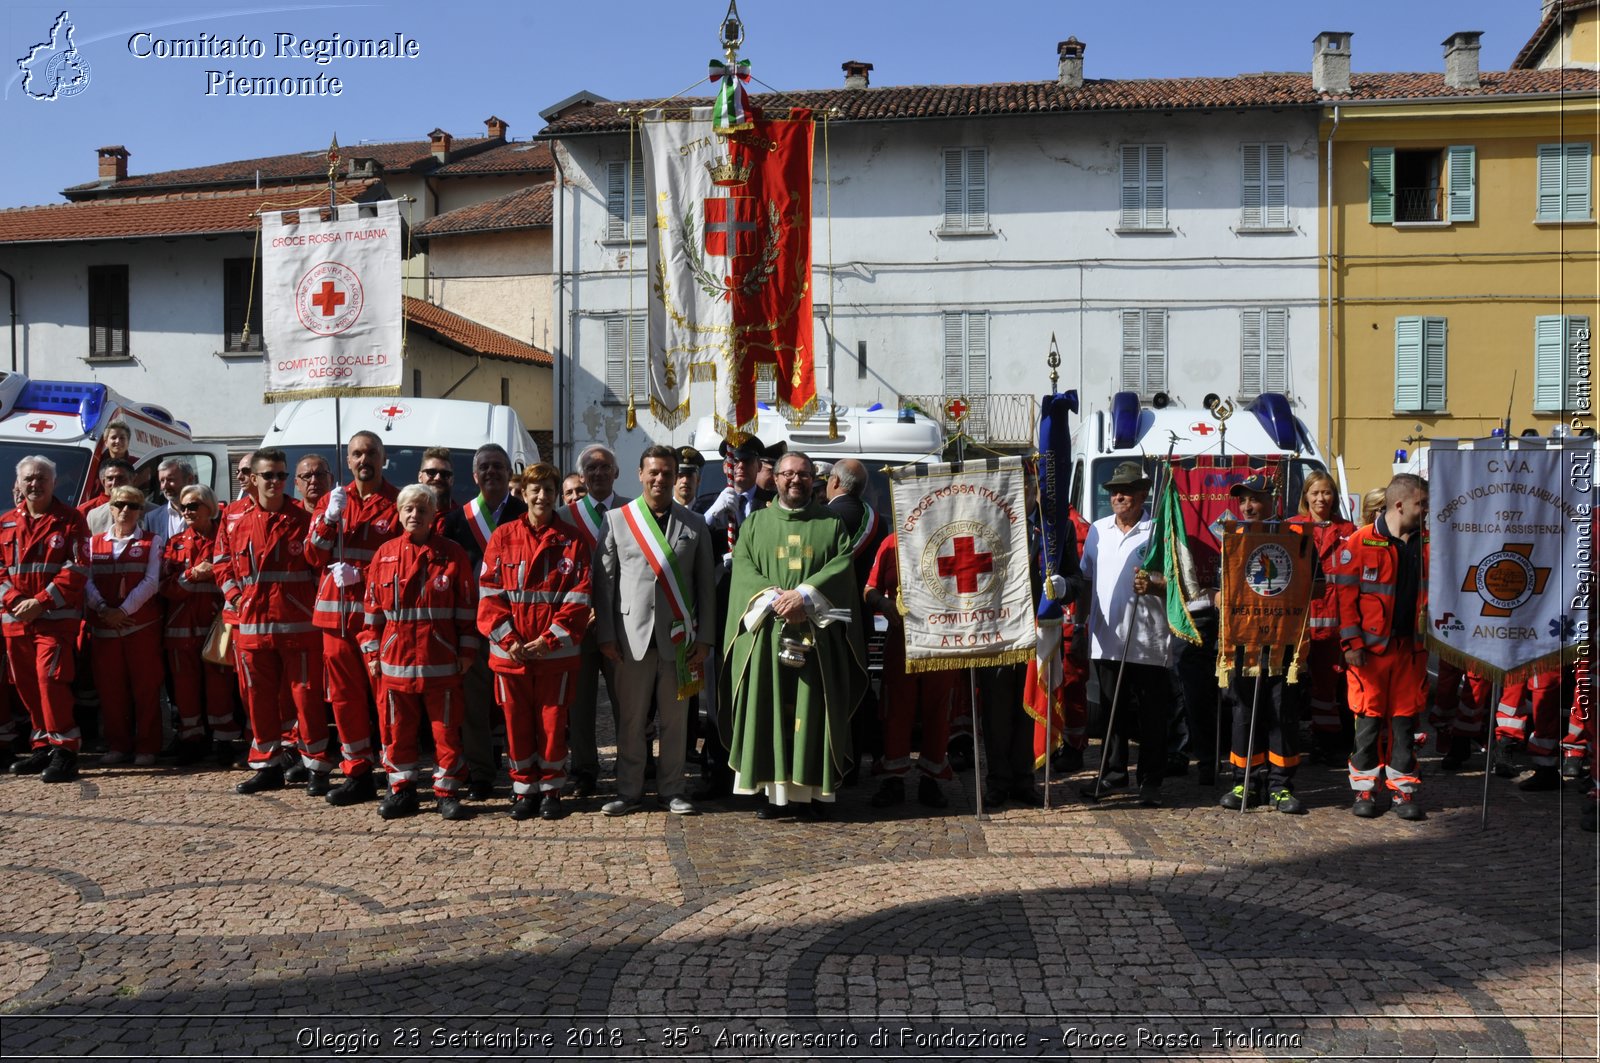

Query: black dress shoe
left=40, top=748, right=79, bottom=783
left=869, top=777, right=905, bottom=808
left=283, top=763, right=310, bottom=785
left=571, top=771, right=597, bottom=798
left=466, top=779, right=496, bottom=801
left=377, top=785, right=420, bottom=820
left=437, top=796, right=469, bottom=821
left=236, top=765, right=285, bottom=794
left=1051, top=745, right=1084, bottom=773
left=305, top=772, right=332, bottom=797
left=10, top=747, right=51, bottom=775
left=509, top=795, right=536, bottom=821
left=1137, top=782, right=1162, bottom=808
left=804, top=801, right=829, bottom=820
left=326, top=771, right=377, bottom=806
left=917, top=776, right=949, bottom=808
left=755, top=798, right=783, bottom=820
left=539, top=793, right=563, bottom=820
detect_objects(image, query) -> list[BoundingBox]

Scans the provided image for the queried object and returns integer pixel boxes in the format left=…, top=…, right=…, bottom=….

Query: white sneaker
left=133, top=754, right=156, bottom=767
left=602, top=798, right=644, bottom=816
left=667, top=796, right=697, bottom=815
left=101, top=751, right=129, bottom=765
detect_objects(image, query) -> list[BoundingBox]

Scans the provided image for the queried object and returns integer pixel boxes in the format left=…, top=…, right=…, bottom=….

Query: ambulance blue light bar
left=1247, top=393, right=1299, bottom=451
left=1109, top=391, right=1141, bottom=449
left=17, top=381, right=106, bottom=433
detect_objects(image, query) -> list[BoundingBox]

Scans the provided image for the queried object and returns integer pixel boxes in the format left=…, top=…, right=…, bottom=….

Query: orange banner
left=1218, top=524, right=1315, bottom=681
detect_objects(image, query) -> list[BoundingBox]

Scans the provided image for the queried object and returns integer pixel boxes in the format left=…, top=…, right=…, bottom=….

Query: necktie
left=595, top=500, right=607, bottom=516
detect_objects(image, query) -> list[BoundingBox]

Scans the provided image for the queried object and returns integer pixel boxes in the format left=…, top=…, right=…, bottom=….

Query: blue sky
left=1, top=0, right=1551, bottom=207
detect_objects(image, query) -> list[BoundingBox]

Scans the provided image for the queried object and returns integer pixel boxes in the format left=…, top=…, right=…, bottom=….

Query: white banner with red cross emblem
left=1426, top=437, right=1591, bottom=680
left=888, top=456, right=1037, bottom=672
left=261, top=199, right=403, bottom=403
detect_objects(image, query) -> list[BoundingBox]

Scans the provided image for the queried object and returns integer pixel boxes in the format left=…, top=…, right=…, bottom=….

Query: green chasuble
left=719, top=500, right=868, bottom=803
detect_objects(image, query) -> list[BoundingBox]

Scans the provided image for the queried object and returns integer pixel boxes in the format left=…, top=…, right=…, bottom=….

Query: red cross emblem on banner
left=704, top=196, right=757, bottom=259
left=311, top=280, right=346, bottom=317
left=937, top=535, right=993, bottom=594
left=1190, top=421, right=1214, bottom=436
left=25, top=418, right=54, bottom=434
left=945, top=397, right=969, bottom=423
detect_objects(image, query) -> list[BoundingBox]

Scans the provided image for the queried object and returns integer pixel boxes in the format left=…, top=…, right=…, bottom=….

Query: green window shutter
left=1395, top=316, right=1423, bottom=409
left=1565, top=142, right=1592, bottom=220
left=1422, top=317, right=1448, bottom=412
left=1240, top=309, right=1263, bottom=395
left=1446, top=145, right=1476, bottom=222
left=1369, top=147, right=1395, bottom=224
left=1537, top=144, right=1564, bottom=220
left=1534, top=315, right=1566, bottom=412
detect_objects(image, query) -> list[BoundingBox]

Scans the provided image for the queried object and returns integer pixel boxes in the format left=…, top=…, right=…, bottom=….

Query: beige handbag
left=201, top=617, right=234, bottom=668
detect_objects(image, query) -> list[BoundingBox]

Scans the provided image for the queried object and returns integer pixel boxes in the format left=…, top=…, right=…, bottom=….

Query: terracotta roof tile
left=1512, top=0, right=1599, bottom=68
left=0, top=180, right=382, bottom=245
left=404, top=296, right=552, bottom=367
left=538, top=69, right=1600, bottom=134
left=431, top=140, right=553, bottom=175
left=414, top=183, right=552, bottom=241
left=62, top=137, right=500, bottom=199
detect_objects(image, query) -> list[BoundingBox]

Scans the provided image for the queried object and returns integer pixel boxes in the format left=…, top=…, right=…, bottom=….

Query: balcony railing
left=1395, top=185, right=1441, bottom=222
left=901, top=393, right=1038, bottom=447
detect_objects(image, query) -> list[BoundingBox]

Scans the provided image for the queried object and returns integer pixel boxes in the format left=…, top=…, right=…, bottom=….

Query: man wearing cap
left=1215, top=471, right=1306, bottom=814
left=1082, top=460, right=1171, bottom=806
left=567, top=444, right=632, bottom=797
left=674, top=447, right=705, bottom=509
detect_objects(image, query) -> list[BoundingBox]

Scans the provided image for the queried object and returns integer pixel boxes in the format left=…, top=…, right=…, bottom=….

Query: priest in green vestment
left=720, top=451, right=868, bottom=815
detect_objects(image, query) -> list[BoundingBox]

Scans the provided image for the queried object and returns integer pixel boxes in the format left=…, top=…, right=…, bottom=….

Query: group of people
left=1, top=427, right=1594, bottom=832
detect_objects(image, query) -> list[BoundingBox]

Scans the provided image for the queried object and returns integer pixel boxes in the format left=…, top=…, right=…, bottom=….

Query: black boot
left=305, top=771, right=332, bottom=797
left=40, top=747, right=78, bottom=783
left=377, top=784, right=419, bottom=820
left=437, top=795, right=468, bottom=821
left=1439, top=734, right=1473, bottom=771
left=326, top=771, right=377, bottom=806
left=235, top=764, right=285, bottom=794
left=1492, top=737, right=1521, bottom=778
left=1518, top=766, right=1562, bottom=792
left=10, top=747, right=51, bottom=775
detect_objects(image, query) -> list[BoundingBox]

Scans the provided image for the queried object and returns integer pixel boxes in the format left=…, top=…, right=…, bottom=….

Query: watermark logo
left=17, top=11, right=91, bottom=101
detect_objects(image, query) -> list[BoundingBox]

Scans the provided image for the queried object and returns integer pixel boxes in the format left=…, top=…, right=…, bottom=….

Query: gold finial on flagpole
left=326, top=134, right=340, bottom=212
left=1047, top=332, right=1061, bottom=393
left=719, top=0, right=745, bottom=64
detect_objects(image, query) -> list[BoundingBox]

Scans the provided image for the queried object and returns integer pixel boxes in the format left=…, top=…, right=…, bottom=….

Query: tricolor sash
left=565, top=497, right=605, bottom=551
left=619, top=499, right=702, bottom=698
left=849, top=503, right=880, bottom=559
left=463, top=494, right=500, bottom=552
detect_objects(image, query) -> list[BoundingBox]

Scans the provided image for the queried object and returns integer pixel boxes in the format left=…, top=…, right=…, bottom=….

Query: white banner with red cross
left=261, top=199, right=403, bottom=403
left=888, top=456, right=1036, bottom=672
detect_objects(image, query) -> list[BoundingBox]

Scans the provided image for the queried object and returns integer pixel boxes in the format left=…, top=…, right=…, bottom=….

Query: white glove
left=323, top=485, right=348, bottom=523
left=705, top=486, right=741, bottom=523
left=1044, top=574, right=1068, bottom=602
left=329, top=561, right=362, bottom=588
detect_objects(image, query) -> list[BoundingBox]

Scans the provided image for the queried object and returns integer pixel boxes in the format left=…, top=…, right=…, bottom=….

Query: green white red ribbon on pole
left=708, top=58, right=752, bottom=133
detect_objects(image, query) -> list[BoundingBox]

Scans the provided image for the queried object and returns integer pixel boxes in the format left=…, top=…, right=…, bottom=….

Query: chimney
left=1443, top=31, right=1483, bottom=90
left=97, top=145, right=129, bottom=183
left=484, top=115, right=508, bottom=140
left=428, top=127, right=452, bottom=163
left=1057, top=37, right=1086, bottom=90
left=841, top=59, right=873, bottom=89
left=1312, top=31, right=1353, bottom=94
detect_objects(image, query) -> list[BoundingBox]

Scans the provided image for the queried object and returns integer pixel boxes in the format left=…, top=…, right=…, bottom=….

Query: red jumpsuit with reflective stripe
left=87, top=529, right=165, bottom=757
left=868, top=534, right=957, bottom=780
left=1332, top=521, right=1429, bottom=795
left=213, top=499, right=328, bottom=771
left=1492, top=666, right=1567, bottom=767
left=477, top=517, right=591, bottom=796
left=0, top=500, right=90, bottom=752
left=1287, top=515, right=1357, bottom=736
left=162, top=525, right=237, bottom=743
left=360, top=532, right=478, bottom=796
left=305, top=481, right=400, bottom=775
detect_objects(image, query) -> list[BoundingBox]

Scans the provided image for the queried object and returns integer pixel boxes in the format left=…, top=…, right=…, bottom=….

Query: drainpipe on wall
left=0, top=267, right=15, bottom=373
left=552, top=143, right=568, bottom=470
left=1325, top=105, right=1340, bottom=461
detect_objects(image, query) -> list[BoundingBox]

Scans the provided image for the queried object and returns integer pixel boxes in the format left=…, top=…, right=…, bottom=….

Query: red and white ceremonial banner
left=261, top=199, right=403, bottom=403
left=1426, top=439, right=1590, bottom=680
left=888, top=457, right=1036, bottom=672
left=642, top=106, right=815, bottom=439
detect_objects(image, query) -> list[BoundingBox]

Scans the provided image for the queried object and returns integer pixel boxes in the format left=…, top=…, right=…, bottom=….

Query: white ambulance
left=258, top=397, right=540, bottom=506
left=0, top=374, right=230, bottom=505
left=1070, top=390, right=1331, bottom=520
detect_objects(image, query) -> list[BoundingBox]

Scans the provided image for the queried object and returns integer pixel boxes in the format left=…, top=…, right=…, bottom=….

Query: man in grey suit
left=568, top=443, right=633, bottom=796
left=595, top=445, right=717, bottom=816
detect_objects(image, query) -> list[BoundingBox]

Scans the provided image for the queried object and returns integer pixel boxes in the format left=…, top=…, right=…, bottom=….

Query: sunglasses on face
left=421, top=468, right=453, bottom=479
left=256, top=471, right=289, bottom=482
left=110, top=501, right=140, bottom=510
left=178, top=502, right=204, bottom=512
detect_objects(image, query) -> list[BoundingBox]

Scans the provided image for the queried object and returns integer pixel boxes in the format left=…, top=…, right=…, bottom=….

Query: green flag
left=1141, top=468, right=1203, bottom=645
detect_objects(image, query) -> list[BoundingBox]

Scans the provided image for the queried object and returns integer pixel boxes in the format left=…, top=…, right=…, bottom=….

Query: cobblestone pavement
left=1, top=717, right=1596, bottom=1062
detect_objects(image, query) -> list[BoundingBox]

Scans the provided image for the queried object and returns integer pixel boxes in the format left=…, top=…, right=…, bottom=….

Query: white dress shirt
left=1082, top=513, right=1171, bottom=667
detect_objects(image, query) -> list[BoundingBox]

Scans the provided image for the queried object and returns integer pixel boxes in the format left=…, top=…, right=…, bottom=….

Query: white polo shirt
left=1082, top=513, right=1171, bottom=668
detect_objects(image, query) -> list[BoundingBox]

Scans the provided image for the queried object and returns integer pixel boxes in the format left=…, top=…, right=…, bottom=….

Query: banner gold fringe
left=1217, top=642, right=1306, bottom=686
left=777, top=392, right=819, bottom=428
left=1426, top=635, right=1579, bottom=684
left=650, top=394, right=692, bottom=430
left=904, top=646, right=1034, bottom=674
left=263, top=385, right=401, bottom=404
left=688, top=362, right=717, bottom=383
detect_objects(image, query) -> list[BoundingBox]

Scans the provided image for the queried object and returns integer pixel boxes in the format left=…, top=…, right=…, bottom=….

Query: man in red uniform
left=303, top=431, right=400, bottom=805
left=1332, top=472, right=1429, bottom=821
left=2, top=456, right=91, bottom=782
left=361, top=484, right=477, bottom=820
left=215, top=448, right=331, bottom=795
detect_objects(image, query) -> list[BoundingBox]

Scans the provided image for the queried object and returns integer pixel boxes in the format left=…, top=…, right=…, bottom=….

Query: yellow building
left=1320, top=6, right=1599, bottom=490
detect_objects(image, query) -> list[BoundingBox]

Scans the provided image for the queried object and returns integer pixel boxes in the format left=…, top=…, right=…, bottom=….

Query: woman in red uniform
left=1286, top=470, right=1356, bottom=763
left=88, top=485, right=166, bottom=765
left=161, top=484, right=237, bottom=765
left=477, top=464, right=592, bottom=822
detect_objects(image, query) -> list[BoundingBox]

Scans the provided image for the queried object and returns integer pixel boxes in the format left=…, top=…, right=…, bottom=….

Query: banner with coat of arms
left=1218, top=524, right=1316, bottom=683
left=888, top=457, right=1036, bottom=672
left=261, top=200, right=403, bottom=403
left=641, top=106, right=815, bottom=439
left=1426, top=440, right=1589, bottom=679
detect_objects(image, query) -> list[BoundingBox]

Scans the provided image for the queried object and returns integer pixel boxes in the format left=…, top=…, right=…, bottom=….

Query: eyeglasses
left=256, top=471, right=289, bottom=482
left=775, top=471, right=812, bottom=480
left=110, top=501, right=140, bottom=510
left=236, top=468, right=252, bottom=477
left=178, top=502, right=205, bottom=512
left=297, top=471, right=329, bottom=482
left=421, top=468, right=453, bottom=479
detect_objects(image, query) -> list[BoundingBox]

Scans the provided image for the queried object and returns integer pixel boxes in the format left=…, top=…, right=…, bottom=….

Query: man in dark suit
left=595, top=446, right=717, bottom=815
left=442, top=443, right=526, bottom=800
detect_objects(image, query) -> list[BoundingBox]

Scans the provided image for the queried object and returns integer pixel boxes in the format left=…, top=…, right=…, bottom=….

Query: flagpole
left=1481, top=678, right=1501, bottom=830
left=326, top=134, right=347, bottom=638
left=1239, top=646, right=1268, bottom=814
